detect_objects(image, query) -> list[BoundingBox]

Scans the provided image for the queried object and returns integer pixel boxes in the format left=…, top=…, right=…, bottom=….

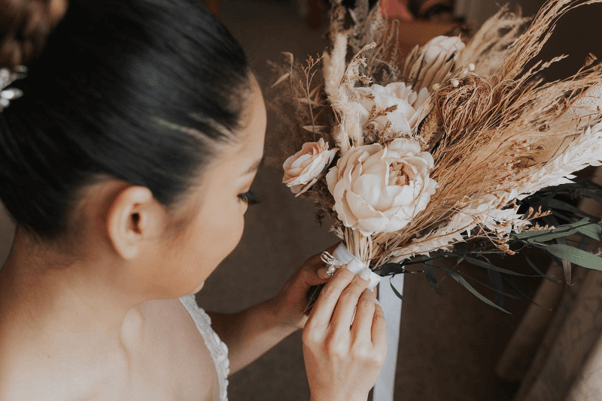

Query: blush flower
left=349, top=82, right=429, bottom=136
left=283, top=138, right=338, bottom=195
left=326, top=138, right=438, bottom=236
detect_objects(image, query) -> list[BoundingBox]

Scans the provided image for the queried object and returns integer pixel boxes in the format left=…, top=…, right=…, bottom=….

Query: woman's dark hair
left=0, top=0, right=250, bottom=239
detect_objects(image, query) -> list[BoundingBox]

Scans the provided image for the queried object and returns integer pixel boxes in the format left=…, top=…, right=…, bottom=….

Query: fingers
left=302, top=242, right=342, bottom=286
left=305, top=265, right=355, bottom=330
left=371, top=301, right=387, bottom=347
left=330, top=274, right=370, bottom=332
left=316, top=267, right=331, bottom=280
left=351, top=288, right=376, bottom=341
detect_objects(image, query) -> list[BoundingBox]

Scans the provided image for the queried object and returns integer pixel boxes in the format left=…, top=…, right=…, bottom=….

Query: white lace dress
left=179, top=295, right=230, bottom=401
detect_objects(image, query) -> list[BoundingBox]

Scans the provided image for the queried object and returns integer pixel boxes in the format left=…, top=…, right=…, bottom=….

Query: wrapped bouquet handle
left=326, top=243, right=382, bottom=289
left=320, top=244, right=403, bottom=401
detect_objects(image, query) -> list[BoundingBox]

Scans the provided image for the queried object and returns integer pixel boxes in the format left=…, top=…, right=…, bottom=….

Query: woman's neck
left=0, top=229, right=147, bottom=362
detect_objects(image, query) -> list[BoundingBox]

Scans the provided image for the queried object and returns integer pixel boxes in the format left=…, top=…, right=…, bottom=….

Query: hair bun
left=0, top=0, right=69, bottom=69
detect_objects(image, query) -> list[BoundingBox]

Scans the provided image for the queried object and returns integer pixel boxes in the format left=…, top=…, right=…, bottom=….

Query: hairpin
left=0, top=66, right=28, bottom=112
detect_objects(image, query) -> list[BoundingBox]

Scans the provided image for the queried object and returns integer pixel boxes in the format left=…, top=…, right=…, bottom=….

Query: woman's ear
left=106, top=186, right=165, bottom=260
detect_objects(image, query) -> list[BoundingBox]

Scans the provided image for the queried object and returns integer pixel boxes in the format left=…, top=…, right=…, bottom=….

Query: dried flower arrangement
left=269, top=0, right=602, bottom=311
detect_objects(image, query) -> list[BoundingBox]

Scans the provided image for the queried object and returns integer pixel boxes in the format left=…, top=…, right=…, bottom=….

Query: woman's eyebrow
left=245, top=156, right=265, bottom=174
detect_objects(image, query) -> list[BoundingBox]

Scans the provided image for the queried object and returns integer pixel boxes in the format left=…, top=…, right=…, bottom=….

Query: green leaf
left=464, top=256, right=538, bottom=277
left=514, top=219, right=595, bottom=244
left=423, top=260, right=442, bottom=294
left=576, top=224, right=602, bottom=241
left=514, top=230, right=553, bottom=240
left=577, top=188, right=602, bottom=205
left=389, top=276, right=407, bottom=303
left=488, top=270, right=505, bottom=308
left=437, top=267, right=510, bottom=313
left=543, top=199, right=600, bottom=220
left=373, top=263, right=404, bottom=276
left=525, top=228, right=580, bottom=243
left=463, top=273, right=520, bottom=300
left=501, top=276, right=540, bottom=307
left=525, top=256, right=559, bottom=283
left=545, top=244, right=602, bottom=270
left=544, top=215, right=573, bottom=285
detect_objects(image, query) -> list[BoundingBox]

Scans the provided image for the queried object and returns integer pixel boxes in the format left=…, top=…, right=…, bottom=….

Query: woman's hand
left=266, top=244, right=338, bottom=331
left=302, top=265, right=387, bottom=401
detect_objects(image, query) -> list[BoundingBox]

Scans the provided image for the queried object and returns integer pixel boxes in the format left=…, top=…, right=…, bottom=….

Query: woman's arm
left=207, top=298, right=295, bottom=374
left=208, top=248, right=333, bottom=374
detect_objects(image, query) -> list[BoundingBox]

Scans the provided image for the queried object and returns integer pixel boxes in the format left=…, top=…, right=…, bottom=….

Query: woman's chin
left=189, top=281, right=205, bottom=295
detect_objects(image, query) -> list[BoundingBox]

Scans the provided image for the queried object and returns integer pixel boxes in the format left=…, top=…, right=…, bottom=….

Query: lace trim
left=179, top=295, right=230, bottom=401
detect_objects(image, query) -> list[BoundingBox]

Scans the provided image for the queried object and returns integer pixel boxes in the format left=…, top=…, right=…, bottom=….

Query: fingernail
left=317, top=267, right=330, bottom=280
left=345, top=259, right=363, bottom=274
left=359, top=267, right=371, bottom=282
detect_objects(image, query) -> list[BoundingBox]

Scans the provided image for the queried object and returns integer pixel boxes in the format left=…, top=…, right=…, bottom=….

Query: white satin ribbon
left=332, top=243, right=381, bottom=289
left=330, top=244, right=402, bottom=401
left=374, top=274, right=403, bottom=401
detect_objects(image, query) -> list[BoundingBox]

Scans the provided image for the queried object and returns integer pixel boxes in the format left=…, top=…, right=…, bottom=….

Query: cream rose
left=349, top=82, right=429, bottom=136
left=326, top=138, right=437, bottom=236
left=283, top=138, right=338, bottom=195
left=422, top=35, right=465, bottom=64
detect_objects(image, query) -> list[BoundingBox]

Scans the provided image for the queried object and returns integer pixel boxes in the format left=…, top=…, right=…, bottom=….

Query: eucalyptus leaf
left=501, top=276, right=540, bottom=306
left=542, top=199, right=599, bottom=219
left=471, top=274, right=521, bottom=300
left=373, top=263, right=405, bottom=276
left=576, top=188, right=602, bottom=205
left=524, top=256, right=559, bottom=283
left=436, top=266, right=510, bottom=313
left=576, top=224, right=602, bottom=241
left=488, top=270, right=505, bottom=308
left=464, top=256, right=538, bottom=277
left=389, top=276, right=407, bottom=303
left=514, top=219, right=592, bottom=244
left=524, top=228, right=580, bottom=243
left=423, top=260, right=442, bottom=294
left=458, top=270, right=521, bottom=300
left=544, top=216, right=573, bottom=284
left=545, top=244, right=602, bottom=270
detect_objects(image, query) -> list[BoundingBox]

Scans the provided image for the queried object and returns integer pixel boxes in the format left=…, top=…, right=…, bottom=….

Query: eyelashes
left=238, top=190, right=261, bottom=206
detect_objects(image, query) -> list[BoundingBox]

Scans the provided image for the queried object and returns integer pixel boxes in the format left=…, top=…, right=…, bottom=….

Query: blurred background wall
left=1, top=0, right=602, bottom=400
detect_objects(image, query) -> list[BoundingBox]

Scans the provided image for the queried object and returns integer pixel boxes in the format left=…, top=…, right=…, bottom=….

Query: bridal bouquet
left=271, top=0, right=602, bottom=310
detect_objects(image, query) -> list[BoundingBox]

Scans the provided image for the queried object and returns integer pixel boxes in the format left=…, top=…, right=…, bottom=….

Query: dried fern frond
left=498, top=0, right=602, bottom=80
left=456, top=4, right=531, bottom=76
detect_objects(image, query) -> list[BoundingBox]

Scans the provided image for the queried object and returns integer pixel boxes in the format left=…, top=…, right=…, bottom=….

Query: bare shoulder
left=0, top=298, right=218, bottom=401
left=138, top=298, right=220, bottom=400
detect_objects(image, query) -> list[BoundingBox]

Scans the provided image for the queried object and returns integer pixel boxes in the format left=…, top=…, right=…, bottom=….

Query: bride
left=0, top=0, right=387, bottom=400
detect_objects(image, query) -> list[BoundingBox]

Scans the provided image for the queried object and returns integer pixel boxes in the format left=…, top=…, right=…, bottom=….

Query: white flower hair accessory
left=0, top=66, right=27, bottom=112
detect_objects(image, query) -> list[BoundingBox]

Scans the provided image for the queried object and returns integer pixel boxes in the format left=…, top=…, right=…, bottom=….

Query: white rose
left=422, top=35, right=465, bottom=64
left=349, top=82, right=429, bottom=136
left=283, top=138, right=338, bottom=195
left=326, top=138, right=438, bottom=236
